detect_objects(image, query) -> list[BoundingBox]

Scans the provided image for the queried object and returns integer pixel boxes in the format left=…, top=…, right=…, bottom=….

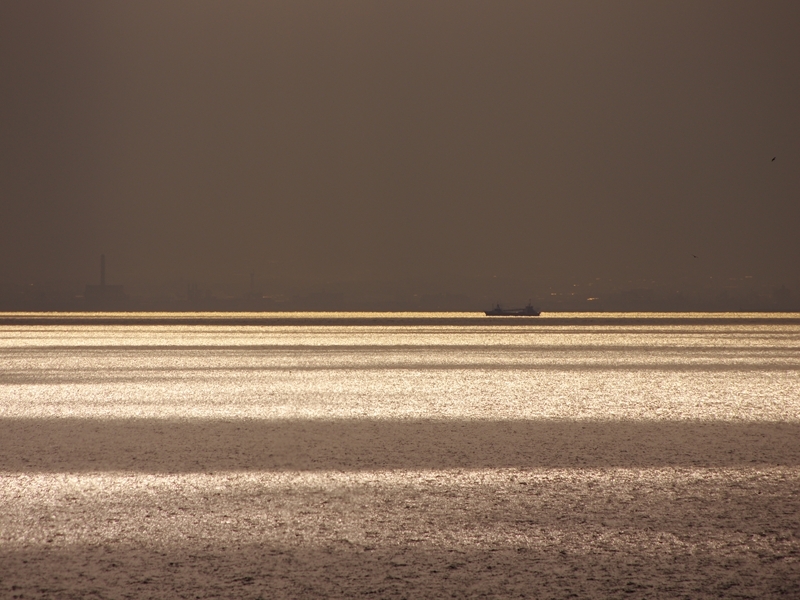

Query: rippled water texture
left=1, top=313, right=799, bottom=598
left=3, top=313, right=799, bottom=421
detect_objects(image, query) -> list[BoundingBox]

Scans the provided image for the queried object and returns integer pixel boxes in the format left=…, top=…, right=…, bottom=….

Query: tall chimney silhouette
left=100, top=254, right=106, bottom=286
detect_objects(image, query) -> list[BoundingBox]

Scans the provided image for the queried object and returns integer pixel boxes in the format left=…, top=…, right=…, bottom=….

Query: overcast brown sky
left=1, top=1, right=798, bottom=297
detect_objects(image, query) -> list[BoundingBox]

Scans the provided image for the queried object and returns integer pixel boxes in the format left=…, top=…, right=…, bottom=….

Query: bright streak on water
left=4, top=468, right=796, bottom=551
left=1, top=315, right=798, bottom=421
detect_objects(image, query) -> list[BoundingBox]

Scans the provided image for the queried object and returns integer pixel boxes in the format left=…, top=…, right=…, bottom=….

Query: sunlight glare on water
left=1, top=314, right=798, bottom=421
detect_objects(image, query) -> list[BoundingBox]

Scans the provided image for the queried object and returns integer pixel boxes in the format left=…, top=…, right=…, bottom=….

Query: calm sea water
left=3, top=313, right=800, bottom=597
left=2, top=312, right=798, bottom=422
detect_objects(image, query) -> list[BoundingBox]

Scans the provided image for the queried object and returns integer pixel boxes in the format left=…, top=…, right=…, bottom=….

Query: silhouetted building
left=84, top=254, right=126, bottom=308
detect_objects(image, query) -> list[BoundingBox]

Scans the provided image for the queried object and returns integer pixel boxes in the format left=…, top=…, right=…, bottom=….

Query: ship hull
left=484, top=307, right=541, bottom=316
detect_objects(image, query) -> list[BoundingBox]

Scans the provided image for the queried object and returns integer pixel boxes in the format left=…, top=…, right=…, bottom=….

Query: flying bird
left=692, top=254, right=699, bottom=259
left=772, top=157, right=776, bottom=161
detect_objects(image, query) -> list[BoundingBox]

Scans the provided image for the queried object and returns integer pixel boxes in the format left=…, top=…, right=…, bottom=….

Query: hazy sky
left=2, top=1, right=798, bottom=294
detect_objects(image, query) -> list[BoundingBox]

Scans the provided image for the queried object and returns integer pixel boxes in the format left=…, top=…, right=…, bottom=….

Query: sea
left=2, top=311, right=799, bottom=422
left=2, top=312, right=799, bottom=597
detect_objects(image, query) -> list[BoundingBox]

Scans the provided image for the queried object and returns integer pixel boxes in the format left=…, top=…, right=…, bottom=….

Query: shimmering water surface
left=2, top=312, right=799, bottom=421
left=2, top=313, right=799, bottom=598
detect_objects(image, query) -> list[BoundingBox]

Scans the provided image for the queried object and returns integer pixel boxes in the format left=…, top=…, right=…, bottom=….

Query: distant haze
left=1, top=2, right=798, bottom=307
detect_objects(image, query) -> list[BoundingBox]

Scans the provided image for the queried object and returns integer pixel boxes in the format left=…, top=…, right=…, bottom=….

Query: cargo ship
left=484, top=301, right=541, bottom=316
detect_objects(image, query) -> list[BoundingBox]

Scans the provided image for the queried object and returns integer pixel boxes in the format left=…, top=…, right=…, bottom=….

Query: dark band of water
left=3, top=418, right=798, bottom=472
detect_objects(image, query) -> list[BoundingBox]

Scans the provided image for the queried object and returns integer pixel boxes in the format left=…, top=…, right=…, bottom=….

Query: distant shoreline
left=1, top=312, right=799, bottom=327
